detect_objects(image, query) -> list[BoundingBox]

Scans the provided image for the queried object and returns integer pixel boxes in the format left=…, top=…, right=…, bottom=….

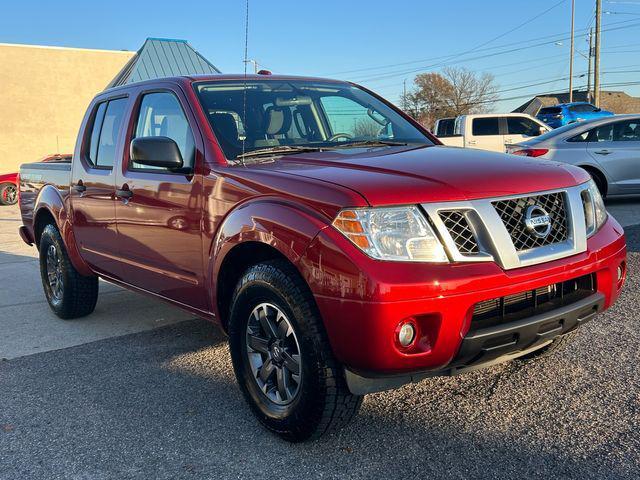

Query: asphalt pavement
left=1, top=202, right=639, bottom=479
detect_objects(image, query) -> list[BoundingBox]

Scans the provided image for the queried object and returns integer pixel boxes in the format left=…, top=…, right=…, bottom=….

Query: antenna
left=241, top=0, right=249, bottom=166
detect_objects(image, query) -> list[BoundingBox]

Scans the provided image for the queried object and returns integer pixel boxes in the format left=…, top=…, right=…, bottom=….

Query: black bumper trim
left=345, top=292, right=605, bottom=395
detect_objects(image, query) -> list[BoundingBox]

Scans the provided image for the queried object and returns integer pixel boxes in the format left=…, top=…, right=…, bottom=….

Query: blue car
left=536, top=102, right=613, bottom=128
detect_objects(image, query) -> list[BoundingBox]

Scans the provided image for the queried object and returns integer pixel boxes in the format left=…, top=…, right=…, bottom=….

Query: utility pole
left=594, top=0, right=602, bottom=107
left=402, top=79, right=407, bottom=111
left=244, top=59, right=258, bottom=73
left=587, top=28, right=594, bottom=103
left=569, top=0, right=575, bottom=102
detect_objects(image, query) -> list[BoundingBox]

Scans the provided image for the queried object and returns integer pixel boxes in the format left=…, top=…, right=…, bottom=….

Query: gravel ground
left=0, top=227, right=638, bottom=480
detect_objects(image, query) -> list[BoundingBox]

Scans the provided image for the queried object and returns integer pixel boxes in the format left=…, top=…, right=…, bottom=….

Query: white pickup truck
left=434, top=114, right=550, bottom=152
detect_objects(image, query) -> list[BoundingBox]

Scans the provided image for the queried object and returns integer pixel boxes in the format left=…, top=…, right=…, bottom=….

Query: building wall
left=0, top=43, right=134, bottom=175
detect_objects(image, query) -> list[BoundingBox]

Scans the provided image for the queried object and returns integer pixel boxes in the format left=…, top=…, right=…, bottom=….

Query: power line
left=353, top=20, right=640, bottom=84
left=326, top=17, right=639, bottom=79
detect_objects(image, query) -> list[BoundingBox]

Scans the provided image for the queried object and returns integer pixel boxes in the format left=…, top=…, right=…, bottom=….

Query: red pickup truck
left=19, top=74, right=627, bottom=441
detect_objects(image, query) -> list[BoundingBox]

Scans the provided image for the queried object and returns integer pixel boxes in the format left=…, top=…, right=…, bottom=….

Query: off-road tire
left=39, top=224, right=99, bottom=319
left=516, top=331, right=578, bottom=362
left=228, top=259, right=362, bottom=442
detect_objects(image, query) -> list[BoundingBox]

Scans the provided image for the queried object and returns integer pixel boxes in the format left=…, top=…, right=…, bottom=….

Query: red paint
left=18, top=75, right=626, bottom=377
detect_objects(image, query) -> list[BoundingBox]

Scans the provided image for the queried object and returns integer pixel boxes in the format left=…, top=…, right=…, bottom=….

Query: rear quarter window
left=539, top=107, right=562, bottom=115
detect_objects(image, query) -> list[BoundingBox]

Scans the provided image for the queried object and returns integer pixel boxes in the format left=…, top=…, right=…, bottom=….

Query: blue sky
left=2, top=0, right=639, bottom=112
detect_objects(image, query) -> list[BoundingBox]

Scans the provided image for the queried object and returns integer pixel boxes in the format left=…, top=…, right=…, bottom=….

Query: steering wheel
left=327, top=133, right=353, bottom=142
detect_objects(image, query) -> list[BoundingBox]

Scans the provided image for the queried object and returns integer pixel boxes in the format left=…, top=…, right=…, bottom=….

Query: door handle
left=73, top=182, right=86, bottom=193
left=115, top=186, right=133, bottom=199
left=594, top=150, right=612, bottom=155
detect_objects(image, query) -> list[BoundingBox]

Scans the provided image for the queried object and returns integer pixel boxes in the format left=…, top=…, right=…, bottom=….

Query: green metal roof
left=106, top=38, right=220, bottom=88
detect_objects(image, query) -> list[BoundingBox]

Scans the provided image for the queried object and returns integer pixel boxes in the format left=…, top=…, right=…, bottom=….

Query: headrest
left=210, top=112, right=238, bottom=145
left=264, top=106, right=292, bottom=135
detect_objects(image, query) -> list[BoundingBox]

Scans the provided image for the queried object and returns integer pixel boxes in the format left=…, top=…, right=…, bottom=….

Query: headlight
left=582, top=179, right=607, bottom=237
left=332, top=206, right=448, bottom=262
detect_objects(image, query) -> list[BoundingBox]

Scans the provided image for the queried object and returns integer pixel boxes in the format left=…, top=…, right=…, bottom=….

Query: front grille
left=493, top=192, right=568, bottom=251
left=471, top=273, right=595, bottom=330
left=439, top=210, right=479, bottom=254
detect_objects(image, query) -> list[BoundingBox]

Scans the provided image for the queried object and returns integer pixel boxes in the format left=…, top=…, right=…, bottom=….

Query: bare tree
left=403, top=67, right=498, bottom=128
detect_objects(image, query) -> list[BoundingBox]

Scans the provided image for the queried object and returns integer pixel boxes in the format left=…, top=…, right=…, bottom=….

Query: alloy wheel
left=245, top=302, right=302, bottom=405
left=46, top=244, right=64, bottom=302
left=3, top=185, right=17, bottom=204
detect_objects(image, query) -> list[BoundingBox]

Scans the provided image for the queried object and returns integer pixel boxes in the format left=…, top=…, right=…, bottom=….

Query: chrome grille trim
left=421, top=183, right=590, bottom=270
left=492, top=192, right=568, bottom=251
left=438, top=210, right=480, bottom=254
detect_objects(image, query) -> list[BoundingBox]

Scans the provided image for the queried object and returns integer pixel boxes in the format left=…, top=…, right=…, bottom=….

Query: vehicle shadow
left=1, top=313, right=637, bottom=479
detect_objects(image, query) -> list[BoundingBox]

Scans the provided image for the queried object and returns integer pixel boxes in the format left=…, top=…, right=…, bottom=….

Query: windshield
left=194, top=80, right=432, bottom=161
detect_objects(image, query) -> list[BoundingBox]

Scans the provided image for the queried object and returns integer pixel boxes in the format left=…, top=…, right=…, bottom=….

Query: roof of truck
left=102, top=74, right=350, bottom=95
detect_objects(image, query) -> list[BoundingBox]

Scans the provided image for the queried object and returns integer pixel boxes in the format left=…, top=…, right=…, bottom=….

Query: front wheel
left=39, top=224, right=99, bottom=319
left=228, top=260, right=362, bottom=442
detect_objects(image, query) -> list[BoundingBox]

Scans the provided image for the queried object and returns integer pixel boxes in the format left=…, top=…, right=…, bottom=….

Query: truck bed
left=19, top=161, right=71, bottom=227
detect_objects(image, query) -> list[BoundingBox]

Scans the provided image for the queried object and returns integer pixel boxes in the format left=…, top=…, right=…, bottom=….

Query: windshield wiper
left=326, top=140, right=409, bottom=149
left=236, top=145, right=325, bottom=160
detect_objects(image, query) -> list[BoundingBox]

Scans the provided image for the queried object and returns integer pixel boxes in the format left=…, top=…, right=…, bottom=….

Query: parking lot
left=1, top=200, right=639, bottom=479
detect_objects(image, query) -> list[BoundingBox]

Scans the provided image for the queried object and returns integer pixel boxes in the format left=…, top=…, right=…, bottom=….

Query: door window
left=88, top=102, right=107, bottom=165
left=507, top=117, right=541, bottom=136
left=612, top=120, right=640, bottom=142
left=86, top=98, right=127, bottom=168
left=132, top=92, right=195, bottom=171
left=471, top=117, right=500, bottom=136
left=591, top=124, right=614, bottom=142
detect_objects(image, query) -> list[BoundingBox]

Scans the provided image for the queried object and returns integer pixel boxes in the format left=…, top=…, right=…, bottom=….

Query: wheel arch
left=577, top=164, right=608, bottom=196
left=32, top=185, right=92, bottom=275
left=208, top=198, right=331, bottom=330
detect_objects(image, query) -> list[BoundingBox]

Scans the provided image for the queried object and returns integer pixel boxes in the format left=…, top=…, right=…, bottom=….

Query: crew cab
left=19, top=74, right=626, bottom=442
left=437, top=113, right=550, bottom=152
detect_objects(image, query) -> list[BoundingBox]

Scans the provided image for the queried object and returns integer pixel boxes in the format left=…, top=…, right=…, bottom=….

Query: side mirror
left=594, top=108, right=602, bottom=112
left=130, top=137, right=183, bottom=170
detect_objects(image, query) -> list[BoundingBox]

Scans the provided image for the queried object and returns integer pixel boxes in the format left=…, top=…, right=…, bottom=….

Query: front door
left=586, top=119, right=640, bottom=192
left=70, top=96, right=129, bottom=278
left=469, top=117, right=504, bottom=152
left=114, top=87, right=207, bottom=310
left=504, top=116, right=546, bottom=146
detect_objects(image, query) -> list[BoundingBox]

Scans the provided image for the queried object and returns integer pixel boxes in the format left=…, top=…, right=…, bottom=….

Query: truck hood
left=258, top=145, right=590, bottom=206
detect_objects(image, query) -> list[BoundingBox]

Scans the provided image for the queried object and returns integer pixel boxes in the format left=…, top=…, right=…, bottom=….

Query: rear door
left=114, top=85, right=207, bottom=309
left=70, top=95, right=129, bottom=277
left=468, top=117, right=504, bottom=151
left=586, top=119, right=640, bottom=192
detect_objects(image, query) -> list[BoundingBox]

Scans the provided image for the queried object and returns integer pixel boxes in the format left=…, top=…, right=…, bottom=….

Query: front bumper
left=301, top=216, right=626, bottom=391
left=344, top=292, right=604, bottom=394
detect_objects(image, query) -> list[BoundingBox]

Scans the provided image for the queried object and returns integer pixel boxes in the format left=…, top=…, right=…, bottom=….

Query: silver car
left=506, top=115, right=640, bottom=196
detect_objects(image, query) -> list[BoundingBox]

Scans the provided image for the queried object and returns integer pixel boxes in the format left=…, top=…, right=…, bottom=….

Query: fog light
left=398, top=323, right=416, bottom=347
left=618, top=262, right=626, bottom=282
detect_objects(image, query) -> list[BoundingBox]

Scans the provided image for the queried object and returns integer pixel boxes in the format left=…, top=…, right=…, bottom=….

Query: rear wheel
left=228, top=260, right=362, bottom=442
left=0, top=183, right=17, bottom=205
left=39, top=224, right=99, bottom=319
